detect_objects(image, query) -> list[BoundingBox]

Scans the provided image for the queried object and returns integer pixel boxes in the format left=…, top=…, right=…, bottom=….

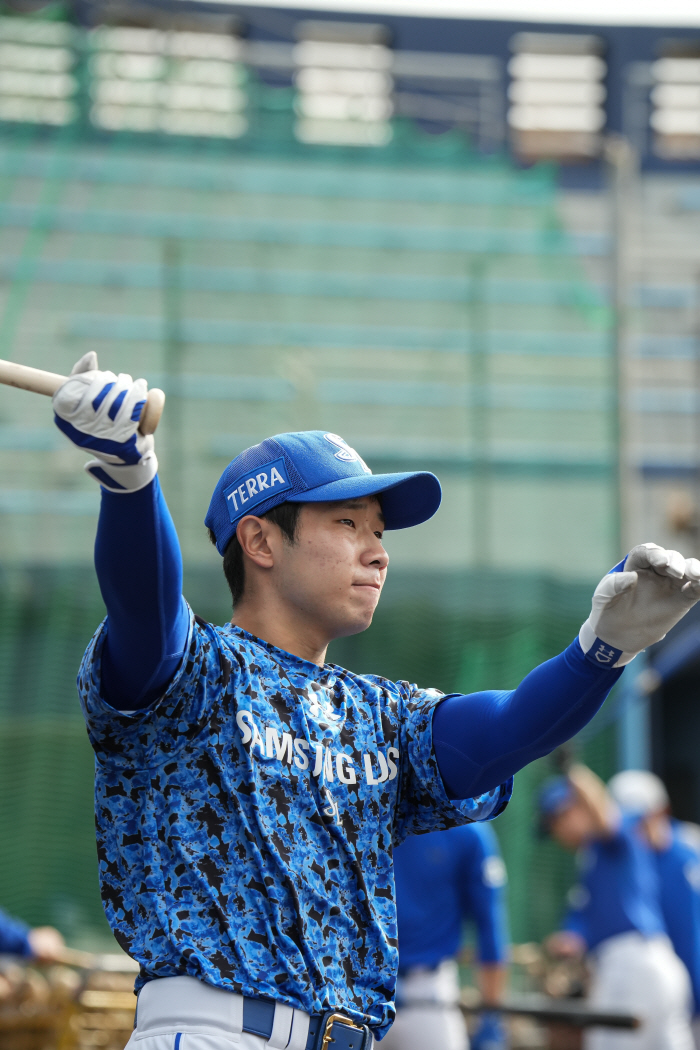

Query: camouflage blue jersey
left=78, top=609, right=511, bottom=1035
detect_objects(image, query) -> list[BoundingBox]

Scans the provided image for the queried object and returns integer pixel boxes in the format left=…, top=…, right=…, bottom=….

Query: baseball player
left=383, top=822, right=509, bottom=1050
left=0, top=907, right=64, bottom=961
left=609, top=771, right=700, bottom=1048
left=541, top=763, right=693, bottom=1050
left=52, top=354, right=700, bottom=1050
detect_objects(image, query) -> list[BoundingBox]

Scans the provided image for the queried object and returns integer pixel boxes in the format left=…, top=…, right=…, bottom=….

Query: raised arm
left=96, top=480, right=189, bottom=709
left=54, top=354, right=188, bottom=710
left=435, top=544, right=700, bottom=799
left=434, top=639, right=621, bottom=799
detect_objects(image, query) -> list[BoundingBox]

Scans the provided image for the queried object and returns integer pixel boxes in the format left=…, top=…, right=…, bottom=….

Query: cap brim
left=286, top=471, right=441, bottom=530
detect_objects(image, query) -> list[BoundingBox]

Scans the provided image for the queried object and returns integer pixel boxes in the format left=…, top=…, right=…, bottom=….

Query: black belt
left=243, top=997, right=372, bottom=1050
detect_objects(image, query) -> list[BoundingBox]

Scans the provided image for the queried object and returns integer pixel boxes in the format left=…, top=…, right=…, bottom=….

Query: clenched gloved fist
left=579, top=543, right=700, bottom=668
left=53, top=352, right=157, bottom=493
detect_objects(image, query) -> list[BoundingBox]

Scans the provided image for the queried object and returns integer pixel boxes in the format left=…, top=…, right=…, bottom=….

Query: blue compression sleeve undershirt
left=433, top=641, right=622, bottom=800
left=95, top=477, right=189, bottom=710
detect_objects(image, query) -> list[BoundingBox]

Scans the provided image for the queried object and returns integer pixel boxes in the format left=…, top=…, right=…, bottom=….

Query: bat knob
left=139, top=388, right=166, bottom=435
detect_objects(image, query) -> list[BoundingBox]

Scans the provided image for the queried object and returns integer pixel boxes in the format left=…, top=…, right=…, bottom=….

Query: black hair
left=208, top=501, right=302, bottom=608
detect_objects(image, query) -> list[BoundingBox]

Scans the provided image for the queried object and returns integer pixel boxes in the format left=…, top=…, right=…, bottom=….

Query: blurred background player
left=609, top=771, right=700, bottom=1049
left=540, top=762, right=693, bottom=1050
left=383, top=823, right=509, bottom=1050
left=0, top=906, right=65, bottom=962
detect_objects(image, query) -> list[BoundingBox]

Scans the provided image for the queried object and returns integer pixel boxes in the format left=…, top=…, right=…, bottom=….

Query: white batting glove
left=53, top=352, right=158, bottom=493
left=579, top=543, right=700, bottom=668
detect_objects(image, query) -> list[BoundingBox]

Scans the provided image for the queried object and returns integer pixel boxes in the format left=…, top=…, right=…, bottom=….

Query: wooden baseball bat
left=0, top=359, right=165, bottom=435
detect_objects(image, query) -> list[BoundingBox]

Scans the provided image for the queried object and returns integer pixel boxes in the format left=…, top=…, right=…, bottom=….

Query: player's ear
left=236, top=516, right=275, bottom=570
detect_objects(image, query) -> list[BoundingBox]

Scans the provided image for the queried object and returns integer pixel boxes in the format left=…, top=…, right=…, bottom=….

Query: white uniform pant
left=381, top=960, right=468, bottom=1050
left=585, top=933, right=693, bottom=1050
left=124, top=975, right=371, bottom=1050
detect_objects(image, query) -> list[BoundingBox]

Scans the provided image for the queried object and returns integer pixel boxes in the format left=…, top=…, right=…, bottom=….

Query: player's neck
left=231, top=601, right=329, bottom=667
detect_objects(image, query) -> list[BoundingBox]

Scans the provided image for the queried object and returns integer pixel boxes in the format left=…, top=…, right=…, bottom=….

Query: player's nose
left=363, top=537, right=389, bottom=569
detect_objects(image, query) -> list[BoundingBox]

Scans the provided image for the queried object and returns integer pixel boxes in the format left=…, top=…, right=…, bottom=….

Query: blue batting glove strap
left=471, top=1011, right=508, bottom=1050
left=83, top=455, right=158, bottom=493
left=583, top=638, right=624, bottom=669
left=53, top=358, right=157, bottom=493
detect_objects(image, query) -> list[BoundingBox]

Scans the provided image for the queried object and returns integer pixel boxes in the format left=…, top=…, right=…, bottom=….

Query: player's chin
left=334, top=615, right=375, bottom=639
left=352, top=584, right=381, bottom=612
left=334, top=591, right=380, bottom=637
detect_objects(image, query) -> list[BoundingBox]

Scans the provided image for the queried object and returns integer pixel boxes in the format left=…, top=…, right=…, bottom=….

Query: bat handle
left=0, top=359, right=165, bottom=435
left=138, top=388, right=165, bottom=436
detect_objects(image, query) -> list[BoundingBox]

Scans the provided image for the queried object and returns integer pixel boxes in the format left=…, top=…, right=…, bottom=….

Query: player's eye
left=374, top=531, right=383, bottom=540
left=339, top=518, right=355, bottom=527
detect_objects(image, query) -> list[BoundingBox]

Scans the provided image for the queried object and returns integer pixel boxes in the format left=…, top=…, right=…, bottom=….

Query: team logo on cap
left=223, top=456, right=292, bottom=522
left=324, top=433, right=372, bottom=474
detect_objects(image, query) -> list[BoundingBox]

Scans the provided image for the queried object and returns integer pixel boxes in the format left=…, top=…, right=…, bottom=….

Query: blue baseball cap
left=205, top=430, right=442, bottom=556
left=537, top=776, right=576, bottom=835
